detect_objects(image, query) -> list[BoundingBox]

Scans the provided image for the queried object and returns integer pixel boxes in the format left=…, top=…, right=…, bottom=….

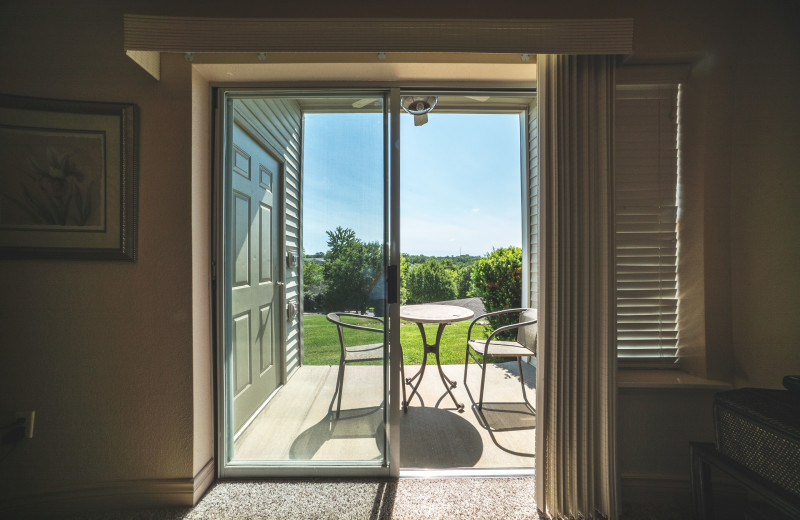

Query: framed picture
left=0, top=95, right=138, bottom=260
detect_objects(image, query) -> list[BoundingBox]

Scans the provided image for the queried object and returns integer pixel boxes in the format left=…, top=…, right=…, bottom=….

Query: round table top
left=399, top=304, right=474, bottom=324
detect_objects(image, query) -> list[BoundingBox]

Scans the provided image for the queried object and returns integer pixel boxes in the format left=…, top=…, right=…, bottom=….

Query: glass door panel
left=219, top=92, right=389, bottom=473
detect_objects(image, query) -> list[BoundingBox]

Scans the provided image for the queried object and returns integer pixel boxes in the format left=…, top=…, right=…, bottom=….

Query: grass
left=302, top=313, right=497, bottom=366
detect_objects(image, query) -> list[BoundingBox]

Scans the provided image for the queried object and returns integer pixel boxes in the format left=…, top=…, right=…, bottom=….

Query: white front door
left=230, top=118, right=282, bottom=434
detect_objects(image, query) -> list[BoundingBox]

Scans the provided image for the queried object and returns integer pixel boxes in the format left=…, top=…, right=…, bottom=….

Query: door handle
left=387, top=265, right=398, bottom=304
left=276, top=281, right=285, bottom=287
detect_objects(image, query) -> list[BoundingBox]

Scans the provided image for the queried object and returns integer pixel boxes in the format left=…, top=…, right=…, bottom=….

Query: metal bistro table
left=400, top=304, right=474, bottom=412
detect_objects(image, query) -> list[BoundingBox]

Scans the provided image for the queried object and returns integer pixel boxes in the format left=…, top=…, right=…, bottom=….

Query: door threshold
left=399, top=468, right=535, bottom=478
left=233, top=384, right=282, bottom=442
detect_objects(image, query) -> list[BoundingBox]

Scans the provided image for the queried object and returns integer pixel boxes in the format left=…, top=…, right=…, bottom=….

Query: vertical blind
left=615, top=85, right=680, bottom=365
left=537, top=54, right=618, bottom=518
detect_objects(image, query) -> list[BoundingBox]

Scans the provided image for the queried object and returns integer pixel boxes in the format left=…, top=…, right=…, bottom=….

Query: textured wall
left=728, top=4, right=800, bottom=388
left=191, top=68, right=214, bottom=481
left=0, top=1, right=195, bottom=503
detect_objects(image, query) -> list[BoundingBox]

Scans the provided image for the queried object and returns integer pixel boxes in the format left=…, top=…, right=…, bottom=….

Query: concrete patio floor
left=233, top=361, right=536, bottom=470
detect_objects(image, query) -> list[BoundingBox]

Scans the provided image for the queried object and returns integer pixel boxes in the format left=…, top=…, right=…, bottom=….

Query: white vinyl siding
left=614, top=85, right=680, bottom=366
left=237, top=98, right=303, bottom=378
left=527, top=97, right=539, bottom=310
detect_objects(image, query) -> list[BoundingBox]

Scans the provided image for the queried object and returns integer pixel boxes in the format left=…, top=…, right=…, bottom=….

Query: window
left=615, top=84, right=681, bottom=366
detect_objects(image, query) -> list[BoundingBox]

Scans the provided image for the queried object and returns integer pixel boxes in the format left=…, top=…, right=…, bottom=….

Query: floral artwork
left=0, top=127, right=105, bottom=230
left=0, top=95, right=137, bottom=260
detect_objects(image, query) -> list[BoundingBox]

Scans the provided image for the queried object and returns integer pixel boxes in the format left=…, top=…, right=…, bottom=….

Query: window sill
left=617, top=369, right=732, bottom=390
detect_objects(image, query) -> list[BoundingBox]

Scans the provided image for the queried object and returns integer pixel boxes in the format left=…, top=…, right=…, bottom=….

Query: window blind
left=615, top=85, right=680, bottom=366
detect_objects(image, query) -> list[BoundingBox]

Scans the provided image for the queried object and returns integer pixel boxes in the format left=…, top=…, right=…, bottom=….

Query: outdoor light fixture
left=400, top=95, right=438, bottom=126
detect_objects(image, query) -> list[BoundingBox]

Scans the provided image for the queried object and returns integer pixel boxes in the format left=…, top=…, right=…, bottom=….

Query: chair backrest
left=516, top=308, right=538, bottom=355
left=326, top=312, right=384, bottom=350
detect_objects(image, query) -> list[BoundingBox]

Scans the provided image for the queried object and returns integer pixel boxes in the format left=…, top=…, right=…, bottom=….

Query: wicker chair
left=463, top=308, right=538, bottom=410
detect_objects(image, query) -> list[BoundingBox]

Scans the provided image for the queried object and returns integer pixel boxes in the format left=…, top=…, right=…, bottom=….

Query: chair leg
left=517, top=357, right=530, bottom=408
left=464, top=344, right=470, bottom=385
left=335, top=361, right=345, bottom=418
left=479, top=354, right=488, bottom=410
left=400, top=345, right=408, bottom=412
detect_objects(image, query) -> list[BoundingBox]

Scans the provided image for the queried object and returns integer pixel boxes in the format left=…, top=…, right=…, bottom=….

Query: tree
left=399, top=254, right=410, bottom=304
left=302, top=252, right=324, bottom=312
left=321, top=227, right=383, bottom=314
left=406, top=258, right=457, bottom=303
left=325, top=226, right=357, bottom=255
left=472, top=246, right=523, bottom=335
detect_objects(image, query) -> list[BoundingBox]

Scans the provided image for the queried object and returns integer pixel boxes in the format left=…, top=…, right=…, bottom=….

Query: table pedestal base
left=403, top=322, right=464, bottom=413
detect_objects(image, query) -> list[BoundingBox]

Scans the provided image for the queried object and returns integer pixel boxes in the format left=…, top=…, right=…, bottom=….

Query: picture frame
left=0, top=95, right=138, bottom=260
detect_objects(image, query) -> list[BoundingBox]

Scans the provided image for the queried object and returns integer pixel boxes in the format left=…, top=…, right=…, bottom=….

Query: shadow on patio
left=233, top=361, right=536, bottom=470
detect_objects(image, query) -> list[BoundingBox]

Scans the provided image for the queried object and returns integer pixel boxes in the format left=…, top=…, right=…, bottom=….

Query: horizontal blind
left=615, top=86, right=680, bottom=366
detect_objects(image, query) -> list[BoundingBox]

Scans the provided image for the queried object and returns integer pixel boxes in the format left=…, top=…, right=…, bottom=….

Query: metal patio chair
left=326, top=313, right=390, bottom=417
left=463, top=308, right=538, bottom=410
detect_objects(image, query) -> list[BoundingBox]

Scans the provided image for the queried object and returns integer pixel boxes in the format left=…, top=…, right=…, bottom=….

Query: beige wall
left=0, top=0, right=198, bottom=507
left=190, top=67, right=214, bottom=487
left=618, top=387, right=718, bottom=506
left=728, top=3, right=800, bottom=389
left=0, top=0, right=797, bottom=511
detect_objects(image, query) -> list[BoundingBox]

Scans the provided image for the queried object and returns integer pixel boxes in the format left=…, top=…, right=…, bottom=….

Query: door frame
left=213, top=85, right=536, bottom=478
left=215, top=89, right=293, bottom=476
left=214, top=87, right=395, bottom=478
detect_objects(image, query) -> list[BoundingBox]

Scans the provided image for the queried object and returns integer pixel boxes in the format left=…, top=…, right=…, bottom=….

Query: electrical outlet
left=15, top=411, right=34, bottom=439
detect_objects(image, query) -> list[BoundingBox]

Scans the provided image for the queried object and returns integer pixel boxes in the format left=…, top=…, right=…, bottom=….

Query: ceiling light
left=400, top=95, right=438, bottom=126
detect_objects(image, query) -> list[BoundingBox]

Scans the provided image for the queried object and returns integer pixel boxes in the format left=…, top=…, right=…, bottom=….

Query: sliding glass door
left=216, top=87, right=536, bottom=477
left=217, top=91, right=391, bottom=476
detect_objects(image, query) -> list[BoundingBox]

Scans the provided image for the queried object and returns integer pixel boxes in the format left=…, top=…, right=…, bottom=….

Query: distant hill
left=307, top=252, right=483, bottom=268
left=404, top=253, right=481, bottom=268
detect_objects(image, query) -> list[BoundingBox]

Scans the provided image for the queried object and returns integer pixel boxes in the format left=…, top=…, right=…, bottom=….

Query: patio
left=234, top=361, right=536, bottom=470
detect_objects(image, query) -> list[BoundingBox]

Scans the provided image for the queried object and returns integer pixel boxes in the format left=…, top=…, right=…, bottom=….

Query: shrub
left=399, top=254, right=410, bottom=304
left=456, top=265, right=474, bottom=299
left=303, top=254, right=324, bottom=312
left=406, top=258, right=457, bottom=303
left=472, top=246, right=522, bottom=337
left=303, top=292, right=323, bottom=312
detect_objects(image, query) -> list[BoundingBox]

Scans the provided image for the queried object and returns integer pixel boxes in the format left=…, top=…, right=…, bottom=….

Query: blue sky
left=302, top=111, right=522, bottom=256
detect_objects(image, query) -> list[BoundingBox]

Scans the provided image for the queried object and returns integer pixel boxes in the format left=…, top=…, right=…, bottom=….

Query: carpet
left=63, top=477, right=693, bottom=519
left=67, top=478, right=540, bottom=520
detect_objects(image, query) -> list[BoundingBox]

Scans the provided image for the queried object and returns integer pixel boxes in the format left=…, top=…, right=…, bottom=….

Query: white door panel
left=231, top=120, right=282, bottom=433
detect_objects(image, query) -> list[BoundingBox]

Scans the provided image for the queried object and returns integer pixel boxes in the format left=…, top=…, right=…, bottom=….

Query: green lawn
left=302, top=313, right=497, bottom=366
